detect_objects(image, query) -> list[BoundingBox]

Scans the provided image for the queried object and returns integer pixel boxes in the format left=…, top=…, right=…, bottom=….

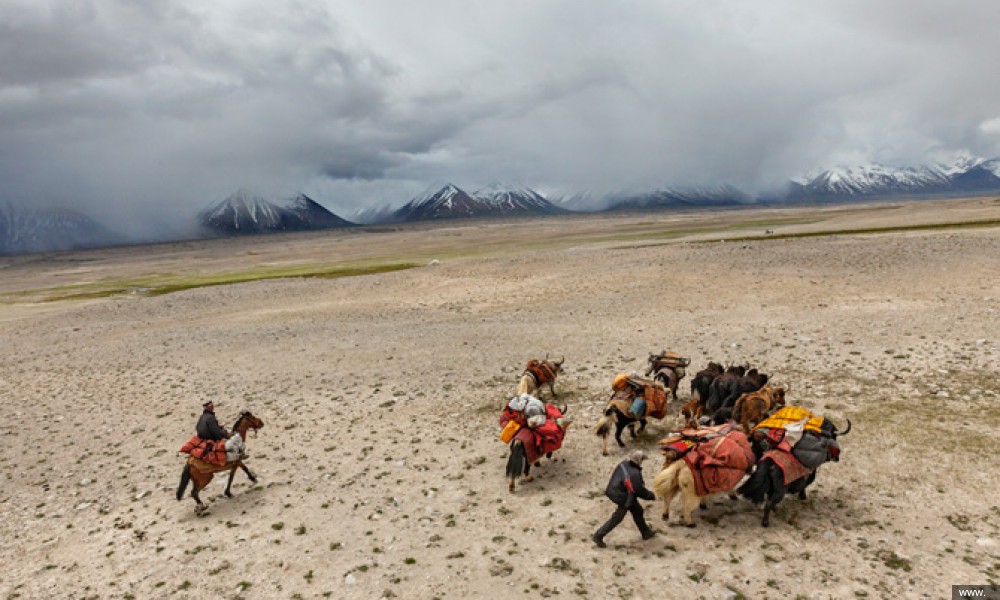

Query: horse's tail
left=506, top=439, right=527, bottom=480
left=594, top=411, right=616, bottom=437
left=737, top=459, right=774, bottom=505
left=176, top=463, right=191, bottom=501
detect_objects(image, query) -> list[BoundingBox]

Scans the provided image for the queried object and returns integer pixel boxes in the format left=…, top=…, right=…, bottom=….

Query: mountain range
left=198, top=189, right=355, bottom=234
left=385, top=182, right=567, bottom=223
left=3, top=157, right=999, bottom=255
left=0, top=202, right=123, bottom=255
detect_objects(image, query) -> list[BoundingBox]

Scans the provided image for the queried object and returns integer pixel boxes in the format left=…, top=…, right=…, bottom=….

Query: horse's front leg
left=637, top=418, right=647, bottom=434
left=240, top=463, right=257, bottom=484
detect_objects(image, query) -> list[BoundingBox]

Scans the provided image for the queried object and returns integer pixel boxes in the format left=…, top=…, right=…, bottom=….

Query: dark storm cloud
left=2, top=0, right=1000, bottom=236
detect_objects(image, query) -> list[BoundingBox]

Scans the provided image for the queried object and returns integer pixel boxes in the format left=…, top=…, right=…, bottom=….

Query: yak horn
left=838, top=418, right=852, bottom=436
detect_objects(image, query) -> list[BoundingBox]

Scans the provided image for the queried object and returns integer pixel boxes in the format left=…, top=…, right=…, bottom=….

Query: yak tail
left=594, top=412, right=616, bottom=437
left=737, top=460, right=774, bottom=505
left=176, top=464, right=191, bottom=501
left=652, top=460, right=684, bottom=499
left=506, top=439, right=527, bottom=479
left=516, top=374, right=531, bottom=396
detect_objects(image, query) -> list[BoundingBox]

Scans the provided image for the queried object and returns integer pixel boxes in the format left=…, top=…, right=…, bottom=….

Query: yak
left=682, top=362, right=725, bottom=424
left=516, top=356, right=565, bottom=398
left=731, top=384, right=787, bottom=433
left=706, top=366, right=768, bottom=418
left=738, top=418, right=851, bottom=527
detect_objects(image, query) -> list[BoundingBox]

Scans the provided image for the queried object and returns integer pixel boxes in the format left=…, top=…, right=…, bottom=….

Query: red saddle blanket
left=499, top=404, right=568, bottom=464
left=179, top=436, right=228, bottom=466
left=525, top=360, right=558, bottom=385
left=682, top=429, right=754, bottom=496
left=763, top=447, right=814, bottom=485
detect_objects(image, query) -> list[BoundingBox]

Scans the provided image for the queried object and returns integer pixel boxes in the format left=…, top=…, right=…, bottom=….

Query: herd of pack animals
left=507, top=352, right=851, bottom=528
left=176, top=352, right=850, bottom=529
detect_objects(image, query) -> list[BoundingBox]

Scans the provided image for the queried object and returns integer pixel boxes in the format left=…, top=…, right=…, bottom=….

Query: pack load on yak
left=646, top=350, right=690, bottom=373
left=524, top=359, right=559, bottom=387
left=651, top=422, right=755, bottom=527
left=657, top=422, right=740, bottom=464
left=751, top=406, right=845, bottom=474
left=500, top=394, right=572, bottom=491
left=499, top=394, right=571, bottom=456
left=611, top=374, right=669, bottom=420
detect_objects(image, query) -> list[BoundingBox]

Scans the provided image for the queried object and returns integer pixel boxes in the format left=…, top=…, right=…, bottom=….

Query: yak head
left=824, top=418, right=851, bottom=462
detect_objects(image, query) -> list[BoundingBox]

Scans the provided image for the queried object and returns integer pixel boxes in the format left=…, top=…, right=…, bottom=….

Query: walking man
left=593, top=450, right=656, bottom=547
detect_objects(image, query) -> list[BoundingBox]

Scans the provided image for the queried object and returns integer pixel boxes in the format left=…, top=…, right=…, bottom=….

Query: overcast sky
left=3, top=0, right=1000, bottom=235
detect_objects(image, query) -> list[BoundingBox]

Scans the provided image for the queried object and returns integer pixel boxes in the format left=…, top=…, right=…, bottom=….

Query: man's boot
left=591, top=533, right=606, bottom=548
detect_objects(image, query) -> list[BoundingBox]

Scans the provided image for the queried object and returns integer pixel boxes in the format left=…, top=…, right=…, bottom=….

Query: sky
left=3, top=0, right=1000, bottom=236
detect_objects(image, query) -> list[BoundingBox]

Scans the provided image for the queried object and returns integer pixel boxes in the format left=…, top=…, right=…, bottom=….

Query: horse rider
left=196, top=401, right=229, bottom=441
left=592, top=450, right=656, bottom=548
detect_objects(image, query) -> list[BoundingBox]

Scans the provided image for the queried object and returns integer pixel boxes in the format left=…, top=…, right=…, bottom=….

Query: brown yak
left=732, top=384, right=787, bottom=433
left=516, top=356, right=565, bottom=398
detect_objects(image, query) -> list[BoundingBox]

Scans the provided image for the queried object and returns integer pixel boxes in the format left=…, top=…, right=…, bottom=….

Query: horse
left=516, top=356, right=565, bottom=398
left=176, top=411, right=264, bottom=512
left=503, top=402, right=569, bottom=492
left=594, top=375, right=669, bottom=455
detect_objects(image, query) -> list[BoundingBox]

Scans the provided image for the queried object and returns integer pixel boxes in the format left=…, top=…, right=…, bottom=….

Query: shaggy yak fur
left=683, top=362, right=725, bottom=424
left=707, top=366, right=769, bottom=420
left=652, top=460, right=743, bottom=527
left=732, top=384, right=787, bottom=433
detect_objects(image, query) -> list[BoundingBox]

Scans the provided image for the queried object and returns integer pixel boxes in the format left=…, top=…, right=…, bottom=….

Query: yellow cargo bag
left=754, top=406, right=824, bottom=434
left=499, top=420, right=521, bottom=443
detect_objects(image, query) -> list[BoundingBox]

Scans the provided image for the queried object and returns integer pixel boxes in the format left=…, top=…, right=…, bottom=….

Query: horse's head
left=234, top=411, right=264, bottom=437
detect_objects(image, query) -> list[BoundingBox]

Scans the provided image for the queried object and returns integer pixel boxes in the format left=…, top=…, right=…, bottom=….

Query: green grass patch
left=22, top=262, right=420, bottom=302
left=698, top=218, right=1000, bottom=244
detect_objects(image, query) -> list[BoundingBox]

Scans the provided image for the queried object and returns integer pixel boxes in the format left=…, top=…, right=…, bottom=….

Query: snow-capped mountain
left=391, top=184, right=481, bottom=222
left=199, top=189, right=353, bottom=234
left=472, top=182, right=567, bottom=215
left=390, top=182, right=563, bottom=222
left=284, top=193, right=354, bottom=228
left=787, top=157, right=1000, bottom=202
left=0, top=202, right=122, bottom=255
left=599, top=184, right=752, bottom=212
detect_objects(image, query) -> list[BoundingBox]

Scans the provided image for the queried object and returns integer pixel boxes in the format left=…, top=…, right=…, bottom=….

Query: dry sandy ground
left=1, top=197, right=998, bottom=600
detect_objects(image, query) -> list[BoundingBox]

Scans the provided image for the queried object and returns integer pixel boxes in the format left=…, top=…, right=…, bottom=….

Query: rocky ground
left=1, top=197, right=998, bottom=600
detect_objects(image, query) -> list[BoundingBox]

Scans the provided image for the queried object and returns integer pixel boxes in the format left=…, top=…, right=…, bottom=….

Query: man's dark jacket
left=605, top=459, right=655, bottom=506
left=196, top=411, right=228, bottom=441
